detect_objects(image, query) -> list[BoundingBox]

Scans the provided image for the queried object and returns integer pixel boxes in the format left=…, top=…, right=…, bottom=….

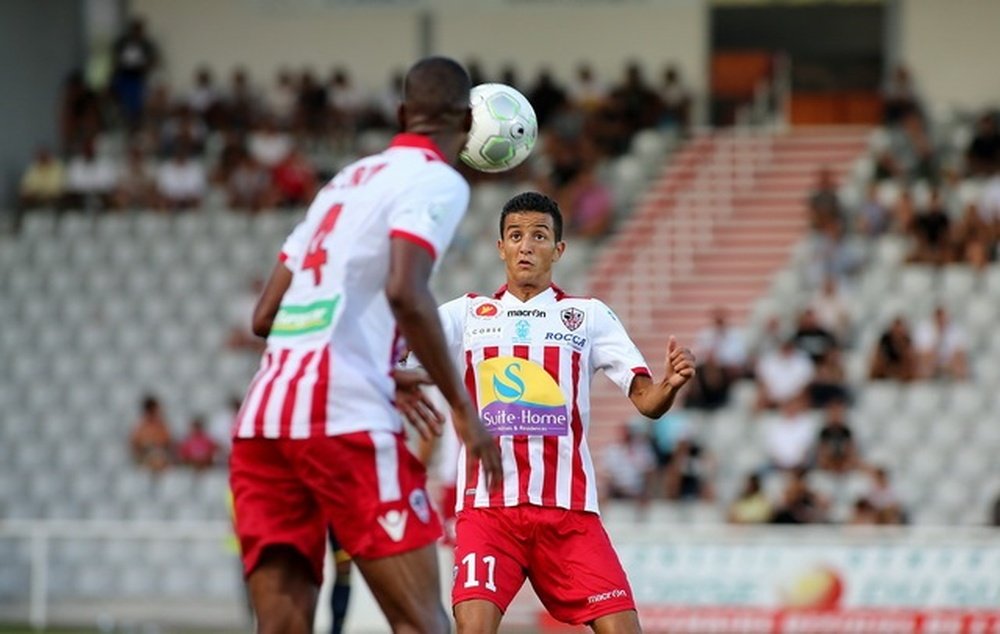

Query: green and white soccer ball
left=460, top=83, right=538, bottom=173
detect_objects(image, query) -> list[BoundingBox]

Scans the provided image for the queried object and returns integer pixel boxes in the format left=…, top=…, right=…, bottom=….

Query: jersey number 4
left=302, top=203, right=343, bottom=286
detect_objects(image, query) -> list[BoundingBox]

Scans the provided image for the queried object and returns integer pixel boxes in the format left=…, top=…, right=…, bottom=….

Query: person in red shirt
left=178, top=417, right=220, bottom=470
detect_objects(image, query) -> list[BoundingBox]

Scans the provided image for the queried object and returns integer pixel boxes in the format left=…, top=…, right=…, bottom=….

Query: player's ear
left=553, top=241, right=566, bottom=261
left=397, top=103, right=407, bottom=131
left=496, top=238, right=504, bottom=259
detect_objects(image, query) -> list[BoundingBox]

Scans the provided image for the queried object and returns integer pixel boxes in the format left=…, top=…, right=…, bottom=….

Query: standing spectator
left=155, top=144, right=207, bottom=211
left=771, top=468, right=829, bottom=524
left=727, top=474, right=772, bottom=524
left=18, top=147, right=66, bottom=210
left=129, top=395, right=173, bottom=473
left=966, top=111, right=1000, bottom=176
left=695, top=306, right=747, bottom=379
left=792, top=307, right=839, bottom=366
left=601, top=424, right=656, bottom=502
left=914, top=306, right=969, bottom=380
left=909, top=188, right=952, bottom=265
left=869, top=316, right=918, bottom=381
left=761, top=395, right=817, bottom=472
left=755, top=337, right=815, bottom=410
left=115, top=144, right=156, bottom=210
left=658, top=64, right=691, bottom=133
left=814, top=399, right=858, bottom=473
left=64, top=138, right=118, bottom=210
left=808, top=275, right=853, bottom=344
left=178, top=416, right=221, bottom=470
left=112, top=17, right=159, bottom=130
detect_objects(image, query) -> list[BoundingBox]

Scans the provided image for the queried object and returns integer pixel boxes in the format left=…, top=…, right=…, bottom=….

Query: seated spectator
left=568, top=63, right=606, bottom=113
left=881, top=64, right=921, bottom=126
left=814, top=399, right=858, bottom=473
left=805, top=221, right=865, bottom=288
left=849, top=498, right=880, bottom=525
left=646, top=407, right=693, bottom=498
left=114, top=144, right=156, bottom=210
left=761, top=395, right=817, bottom=472
left=808, top=275, right=853, bottom=344
left=866, top=466, right=906, bottom=524
left=792, top=308, right=839, bottom=365
left=18, top=147, right=66, bottom=210
left=269, top=147, right=317, bottom=208
left=664, top=437, right=715, bottom=502
left=210, top=130, right=247, bottom=187
left=909, top=188, right=952, bottom=265
left=658, top=65, right=691, bottom=133
left=177, top=416, right=221, bottom=471
left=328, top=67, right=369, bottom=133
left=869, top=316, right=918, bottom=382
left=966, top=111, right=1000, bottom=177
left=159, top=103, right=207, bottom=158
left=64, top=138, right=118, bottom=210
left=226, top=150, right=271, bottom=212
left=771, top=468, right=829, bottom=524
left=914, top=305, right=969, bottom=380
left=755, top=337, right=814, bottom=410
left=224, top=67, right=259, bottom=134
left=608, top=61, right=662, bottom=138
left=187, top=66, right=224, bottom=129
left=807, top=167, right=843, bottom=232
left=129, top=395, right=173, bottom=473
left=267, top=68, right=300, bottom=129
left=155, top=144, right=207, bottom=211
left=808, top=347, right=851, bottom=409
left=685, top=350, right=732, bottom=411
left=856, top=181, right=891, bottom=237
left=951, top=203, right=994, bottom=271
left=727, top=474, right=772, bottom=524
left=695, top=306, right=747, bottom=379
left=248, top=116, right=293, bottom=168
left=601, top=424, right=655, bottom=502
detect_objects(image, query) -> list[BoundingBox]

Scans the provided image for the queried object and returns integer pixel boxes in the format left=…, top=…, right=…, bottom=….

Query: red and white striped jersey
left=436, top=284, right=650, bottom=514
left=234, top=134, right=469, bottom=440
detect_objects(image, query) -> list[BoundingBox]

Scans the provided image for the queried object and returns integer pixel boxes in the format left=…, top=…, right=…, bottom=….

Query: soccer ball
left=460, top=83, right=538, bottom=173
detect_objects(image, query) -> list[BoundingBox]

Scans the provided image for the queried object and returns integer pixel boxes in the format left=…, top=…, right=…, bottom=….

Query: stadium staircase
left=587, top=127, right=869, bottom=449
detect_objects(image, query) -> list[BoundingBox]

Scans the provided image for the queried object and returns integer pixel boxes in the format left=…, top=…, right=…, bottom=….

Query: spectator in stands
left=248, top=116, right=293, bottom=168
left=814, top=399, right=858, bottom=474
left=569, top=63, right=606, bottom=113
left=658, top=65, right=691, bottom=133
left=328, top=67, right=368, bottom=133
left=685, top=350, right=732, bottom=411
left=806, top=221, right=865, bottom=289
left=807, top=167, right=843, bottom=232
left=609, top=61, right=662, bottom=138
left=111, top=17, right=159, bottom=130
left=114, top=144, right=156, bottom=210
left=914, top=305, right=969, bottom=380
left=372, top=70, right=404, bottom=129
left=849, top=498, right=880, bottom=525
left=808, top=275, right=853, bottom=344
left=159, top=103, right=208, bottom=158
left=866, top=466, right=905, bottom=524
left=909, top=188, right=952, bottom=265
left=226, top=150, right=271, bottom=212
left=527, top=69, right=568, bottom=128
left=178, top=416, right=221, bottom=471
left=792, top=307, right=839, bottom=365
left=869, top=316, right=918, bottom=382
left=978, top=166, right=1000, bottom=230
left=727, top=474, right=772, bottom=524
left=966, top=111, right=1000, bottom=176
left=59, top=69, right=103, bottom=155
left=755, top=337, right=814, bottom=411
left=808, top=347, right=851, bottom=409
left=601, top=424, right=655, bottom=503
left=225, top=67, right=259, bottom=134
left=771, top=468, right=829, bottom=524
left=129, top=394, right=173, bottom=473
left=18, top=146, right=65, bottom=210
left=646, top=407, right=692, bottom=499
left=952, top=203, right=994, bottom=271
left=881, top=64, right=921, bottom=126
left=187, top=66, right=223, bottom=129
left=269, top=147, right=318, bottom=208
left=664, top=436, right=715, bottom=502
left=267, top=68, right=300, bottom=129
left=211, top=130, right=247, bottom=187
left=856, top=181, right=891, bottom=237
left=761, top=394, right=817, bottom=472
left=695, top=306, right=747, bottom=379
left=295, top=68, right=328, bottom=137
left=64, top=138, right=118, bottom=211
left=155, top=144, right=207, bottom=211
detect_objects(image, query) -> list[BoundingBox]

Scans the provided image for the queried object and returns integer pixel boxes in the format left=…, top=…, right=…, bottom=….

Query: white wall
left=130, top=0, right=707, bottom=101
left=900, top=0, right=1000, bottom=114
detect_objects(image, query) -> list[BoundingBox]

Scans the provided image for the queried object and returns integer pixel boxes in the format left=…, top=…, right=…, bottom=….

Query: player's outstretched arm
left=251, top=262, right=293, bottom=337
left=628, top=336, right=696, bottom=419
left=386, top=239, right=503, bottom=489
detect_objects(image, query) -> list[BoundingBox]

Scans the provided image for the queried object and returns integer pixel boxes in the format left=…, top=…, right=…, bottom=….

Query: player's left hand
left=663, top=336, right=696, bottom=389
left=392, top=368, right=445, bottom=440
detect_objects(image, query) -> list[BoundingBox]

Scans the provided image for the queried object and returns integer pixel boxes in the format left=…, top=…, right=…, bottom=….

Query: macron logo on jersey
left=377, top=510, right=409, bottom=542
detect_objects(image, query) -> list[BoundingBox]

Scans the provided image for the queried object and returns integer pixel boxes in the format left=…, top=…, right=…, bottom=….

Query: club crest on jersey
left=513, top=319, right=531, bottom=343
left=409, top=489, right=431, bottom=524
left=471, top=300, right=501, bottom=319
left=561, top=307, right=584, bottom=332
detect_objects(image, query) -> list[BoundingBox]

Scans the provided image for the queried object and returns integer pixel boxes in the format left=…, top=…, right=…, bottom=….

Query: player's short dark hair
left=500, top=192, right=563, bottom=242
left=403, top=56, right=470, bottom=116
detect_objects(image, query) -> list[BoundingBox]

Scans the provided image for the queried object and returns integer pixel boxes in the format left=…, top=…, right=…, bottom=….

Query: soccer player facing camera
left=418, top=191, right=696, bottom=633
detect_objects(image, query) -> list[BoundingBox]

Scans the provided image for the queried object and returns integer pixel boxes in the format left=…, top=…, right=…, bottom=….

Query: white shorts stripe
left=371, top=431, right=401, bottom=503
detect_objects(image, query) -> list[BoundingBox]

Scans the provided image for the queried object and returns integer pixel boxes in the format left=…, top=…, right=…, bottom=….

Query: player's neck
left=506, top=278, right=551, bottom=303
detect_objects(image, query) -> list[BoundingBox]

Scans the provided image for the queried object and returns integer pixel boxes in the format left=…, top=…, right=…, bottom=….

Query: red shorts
left=452, top=505, right=636, bottom=625
left=230, top=432, right=441, bottom=583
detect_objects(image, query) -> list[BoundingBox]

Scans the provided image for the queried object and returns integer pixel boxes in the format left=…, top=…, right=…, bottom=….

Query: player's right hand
left=453, top=404, right=503, bottom=491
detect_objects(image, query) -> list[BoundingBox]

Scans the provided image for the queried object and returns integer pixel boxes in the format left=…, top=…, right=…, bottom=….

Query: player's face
left=498, top=211, right=565, bottom=285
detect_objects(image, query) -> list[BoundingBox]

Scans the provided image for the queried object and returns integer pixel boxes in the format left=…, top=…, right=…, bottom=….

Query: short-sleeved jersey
left=235, top=134, right=469, bottom=440
left=435, top=284, right=651, bottom=514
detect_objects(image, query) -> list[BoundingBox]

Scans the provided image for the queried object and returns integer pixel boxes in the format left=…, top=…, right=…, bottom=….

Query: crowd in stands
left=17, top=16, right=694, bottom=241
left=129, top=394, right=235, bottom=474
